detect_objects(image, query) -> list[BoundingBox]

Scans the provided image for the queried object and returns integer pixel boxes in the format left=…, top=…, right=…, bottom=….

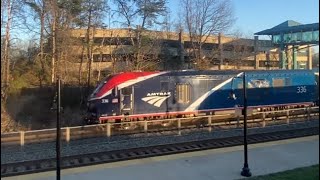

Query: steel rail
left=1, top=126, right=318, bottom=178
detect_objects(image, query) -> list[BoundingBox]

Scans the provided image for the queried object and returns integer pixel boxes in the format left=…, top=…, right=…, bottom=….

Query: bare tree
left=24, top=0, right=47, bottom=86
left=180, top=0, right=234, bottom=69
left=224, top=30, right=255, bottom=69
left=109, top=30, right=163, bottom=72
left=1, top=0, right=23, bottom=101
left=46, top=0, right=58, bottom=83
left=23, top=0, right=85, bottom=85
left=113, top=0, right=167, bottom=71
left=2, top=0, right=12, bottom=90
left=78, top=39, right=85, bottom=85
left=78, top=0, right=108, bottom=96
left=1, top=0, right=7, bottom=29
left=95, top=32, right=107, bottom=82
left=2, top=0, right=14, bottom=88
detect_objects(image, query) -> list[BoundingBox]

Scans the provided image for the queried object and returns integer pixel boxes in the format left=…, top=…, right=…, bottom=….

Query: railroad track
left=1, top=126, right=319, bottom=178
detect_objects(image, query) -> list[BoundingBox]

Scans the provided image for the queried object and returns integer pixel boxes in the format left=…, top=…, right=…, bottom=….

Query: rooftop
left=255, top=20, right=319, bottom=35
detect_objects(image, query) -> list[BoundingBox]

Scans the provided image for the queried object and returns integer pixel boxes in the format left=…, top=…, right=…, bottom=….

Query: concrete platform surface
left=4, top=135, right=319, bottom=180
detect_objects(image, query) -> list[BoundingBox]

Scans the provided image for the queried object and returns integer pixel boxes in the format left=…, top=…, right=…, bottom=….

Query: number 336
left=297, top=86, right=307, bottom=93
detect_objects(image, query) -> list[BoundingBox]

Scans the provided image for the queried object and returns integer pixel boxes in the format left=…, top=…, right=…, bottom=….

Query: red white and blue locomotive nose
left=89, top=71, right=168, bottom=101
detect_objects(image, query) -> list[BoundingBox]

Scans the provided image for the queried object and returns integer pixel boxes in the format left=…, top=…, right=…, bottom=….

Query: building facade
left=69, top=27, right=312, bottom=75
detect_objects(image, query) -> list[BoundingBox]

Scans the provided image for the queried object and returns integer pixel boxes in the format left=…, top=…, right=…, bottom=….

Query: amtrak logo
left=142, top=92, right=171, bottom=107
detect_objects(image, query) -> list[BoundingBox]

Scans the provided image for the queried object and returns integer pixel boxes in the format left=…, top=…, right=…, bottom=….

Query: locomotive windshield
left=91, top=76, right=113, bottom=96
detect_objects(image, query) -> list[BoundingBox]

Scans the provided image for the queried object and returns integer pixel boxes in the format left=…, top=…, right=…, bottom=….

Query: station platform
left=5, top=135, right=319, bottom=180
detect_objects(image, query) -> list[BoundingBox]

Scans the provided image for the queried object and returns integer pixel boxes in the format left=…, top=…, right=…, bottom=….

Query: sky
left=168, top=0, right=319, bottom=36
left=167, top=0, right=319, bottom=52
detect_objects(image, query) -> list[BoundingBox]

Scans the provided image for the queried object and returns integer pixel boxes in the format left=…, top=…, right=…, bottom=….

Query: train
left=85, top=69, right=319, bottom=124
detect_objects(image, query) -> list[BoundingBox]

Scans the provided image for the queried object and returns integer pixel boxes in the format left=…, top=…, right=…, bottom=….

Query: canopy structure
left=255, top=20, right=319, bottom=69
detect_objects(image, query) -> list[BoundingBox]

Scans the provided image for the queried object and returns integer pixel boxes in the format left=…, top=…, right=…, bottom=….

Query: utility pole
left=56, top=77, right=61, bottom=180
left=241, top=72, right=252, bottom=177
left=229, top=72, right=252, bottom=177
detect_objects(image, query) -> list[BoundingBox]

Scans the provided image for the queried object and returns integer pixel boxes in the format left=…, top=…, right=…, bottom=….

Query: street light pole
left=56, top=77, right=61, bottom=180
left=241, top=72, right=252, bottom=177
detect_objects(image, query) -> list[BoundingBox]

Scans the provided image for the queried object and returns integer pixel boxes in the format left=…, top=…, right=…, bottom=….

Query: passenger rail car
left=86, top=70, right=319, bottom=124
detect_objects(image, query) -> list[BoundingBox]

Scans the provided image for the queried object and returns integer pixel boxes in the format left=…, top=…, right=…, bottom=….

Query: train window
left=248, top=79, right=270, bottom=88
left=176, top=84, right=191, bottom=104
left=272, top=78, right=284, bottom=87
left=92, top=81, right=107, bottom=95
left=121, top=87, right=132, bottom=95
left=285, top=78, right=291, bottom=86
left=112, top=86, right=118, bottom=96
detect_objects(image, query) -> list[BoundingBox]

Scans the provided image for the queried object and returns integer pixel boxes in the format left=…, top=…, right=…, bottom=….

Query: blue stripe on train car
left=198, top=70, right=316, bottom=110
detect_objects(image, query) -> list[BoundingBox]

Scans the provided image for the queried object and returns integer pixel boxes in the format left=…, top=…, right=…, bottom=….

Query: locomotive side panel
left=275, top=72, right=315, bottom=104
left=190, top=72, right=242, bottom=111
left=131, top=74, right=217, bottom=116
left=132, top=76, right=170, bottom=115
left=196, top=71, right=317, bottom=111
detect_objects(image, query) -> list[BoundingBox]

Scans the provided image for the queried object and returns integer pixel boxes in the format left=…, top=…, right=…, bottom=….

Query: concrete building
left=69, top=20, right=318, bottom=75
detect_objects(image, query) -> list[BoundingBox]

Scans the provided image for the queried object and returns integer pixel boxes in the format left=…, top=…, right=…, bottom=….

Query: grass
left=243, top=165, right=319, bottom=180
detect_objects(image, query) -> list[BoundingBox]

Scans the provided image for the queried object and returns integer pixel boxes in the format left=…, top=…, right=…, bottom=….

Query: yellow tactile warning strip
left=4, top=135, right=319, bottom=180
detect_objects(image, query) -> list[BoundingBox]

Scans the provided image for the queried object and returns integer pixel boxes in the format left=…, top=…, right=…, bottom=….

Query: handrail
left=1, top=106, right=318, bottom=147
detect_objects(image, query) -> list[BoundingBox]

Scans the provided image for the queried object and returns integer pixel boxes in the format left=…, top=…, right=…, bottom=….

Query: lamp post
left=240, top=72, right=252, bottom=177
left=56, top=77, right=61, bottom=180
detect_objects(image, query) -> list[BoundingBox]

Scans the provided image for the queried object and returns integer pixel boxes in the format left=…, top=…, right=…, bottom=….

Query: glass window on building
left=283, top=33, right=292, bottom=43
left=312, top=30, right=319, bottom=41
left=297, top=49, right=307, bottom=56
left=297, top=61, right=307, bottom=69
left=302, top=31, right=312, bottom=42
left=92, top=54, right=112, bottom=62
left=291, top=32, right=302, bottom=43
left=272, top=35, right=281, bottom=44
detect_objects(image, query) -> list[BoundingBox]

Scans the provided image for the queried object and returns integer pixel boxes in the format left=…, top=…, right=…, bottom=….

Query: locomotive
left=85, top=69, right=319, bottom=124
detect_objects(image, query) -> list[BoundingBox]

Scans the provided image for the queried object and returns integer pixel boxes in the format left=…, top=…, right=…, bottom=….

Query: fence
left=1, top=107, right=318, bottom=147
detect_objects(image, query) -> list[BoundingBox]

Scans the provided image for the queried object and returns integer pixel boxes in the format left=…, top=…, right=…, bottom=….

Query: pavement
left=4, top=135, right=319, bottom=180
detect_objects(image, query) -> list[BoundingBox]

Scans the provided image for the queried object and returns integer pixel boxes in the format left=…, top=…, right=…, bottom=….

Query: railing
left=1, top=107, right=319, bottom=147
